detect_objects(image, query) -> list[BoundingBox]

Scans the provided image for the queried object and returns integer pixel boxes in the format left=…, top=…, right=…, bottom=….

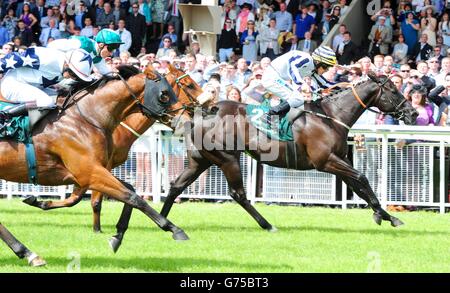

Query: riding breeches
left=0, top=73, right=56, bottom=108
left=261, top=65, right=305, bottom=108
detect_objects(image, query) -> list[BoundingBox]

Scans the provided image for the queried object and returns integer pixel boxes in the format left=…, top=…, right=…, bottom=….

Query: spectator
left=184, top=53, right=204, bottom=86
left=260, top=56, right=271, bottom=71
left=347, top=67, right=363, bottom=83
left=234, top=57, right=251, bottom=90
left=218, top=19, right=238, bottom=62
left=116, top=19, right=132, bottom=55
left=410, top=84, right=435, bottom=125
left=120, top=50, right=131, bottom=64
left=371, top=0, right=396, bottom=28
left=337, top=0, right=350, bottom=16
left=293, top=5, right=316, bottom=41
left=336, top=31, right=359, bottom=65
left=225, top=85, right=241, bottom=102
left=0, top=24, right=9, bottom=47
left=435, top=57, right=450, bottom=85
left=373, top=54, right=385, bottom=75
left=2, top=9, right=18, bottom=40
left=329, top=4, right=341, bottom=30
left=438, top=12, right=450, bottom=47
left=298, top=31, right=317, bottom=54
left=256, top=3, right=271, bottom=32
left=401, top=11, right=420, bottom=56
left=2, top=42, right=13, bottom=55
left=165, top=0, right=182, bottom=37
left=240, top=20, right=258, bottom=63
left=14, top=20, right=33, bottom=46
left=74, top=2, right=90, bottom=29
left=319, top=10, right=332, bottom=41
left=151, top=0, right=165, bottom=39
left=96, top=2, right=115, bottom=28
left=126, top=3, right=147, bottom=56
left=427, top=56, right=441, bottom=79
left=159, top=24, right=178, bottom=48
left=420, top=17, right=436, bottom=48
left=368, top=16, right=392, bottom=57
left=269, top=2, right=292, bottom=32
left=156, top=36, right=172, bottom=58
left=40, top=18, right=61, bottom=46
left=432, top=45, right=444, bottom=61
left=258, top=18, right=280, bottom=60
left=112, top=0, right=127, bottom=25
left=399, top=63, right=412, bottom=81
left=358, top=56, right=372, bottom=76
left=236, top=2, right=255, bottom=36
left=280, top=32, right=299, bottom=54
left=417, top=60, right=436, bottom=91
left=80, top=17, right=94, bottom=37
left=40, top=8, right=57, bottom=29
left=412, top=33, right=433, bottom=62
left=332, top=24, right=346, bottom=51
left=393, top=34, right=409, bottom=64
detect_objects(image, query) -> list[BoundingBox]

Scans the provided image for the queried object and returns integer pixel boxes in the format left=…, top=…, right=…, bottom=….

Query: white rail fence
left=0, top=125, right=449, bottom=213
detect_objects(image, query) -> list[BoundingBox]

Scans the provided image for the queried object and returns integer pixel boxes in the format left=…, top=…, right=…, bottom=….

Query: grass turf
left=0, top=199, right=449, bottom=272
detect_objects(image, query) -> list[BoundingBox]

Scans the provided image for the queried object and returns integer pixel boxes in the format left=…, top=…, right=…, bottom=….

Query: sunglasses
left=429, top=60, right=439, bottom=63
left=401, top=70, right=410, bottom=72
left=107, top=44, right=120, bottom=52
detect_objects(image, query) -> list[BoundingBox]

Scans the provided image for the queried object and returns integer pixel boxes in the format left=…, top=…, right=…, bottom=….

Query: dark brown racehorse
left=159, top=73, right=418, bottom=230
left=21, top=64, right=209, bottom=252
left=0, top=65, right=194, bottom=266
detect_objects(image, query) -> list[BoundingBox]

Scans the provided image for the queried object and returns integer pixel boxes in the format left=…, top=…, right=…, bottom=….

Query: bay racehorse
left=159, top=72, right=418, bottom=230
left=22, top=64, right=209, bottom=252
left=0, top=65, right=193, bottom=266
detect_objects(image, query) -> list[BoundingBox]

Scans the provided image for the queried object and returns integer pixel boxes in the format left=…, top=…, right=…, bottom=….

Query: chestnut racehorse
left=21, top=64, right=209, bottom=252
left=0, top=65, right=193, bottom=266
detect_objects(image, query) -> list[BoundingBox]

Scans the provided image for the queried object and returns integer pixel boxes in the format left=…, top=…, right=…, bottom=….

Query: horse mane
left=58, top=65, right=141, bottom=97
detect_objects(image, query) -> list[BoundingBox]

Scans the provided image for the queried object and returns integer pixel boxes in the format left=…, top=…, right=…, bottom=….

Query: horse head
left=367, top=72, right=418, bottom=125
left=162, top=64, right=214, bottom=135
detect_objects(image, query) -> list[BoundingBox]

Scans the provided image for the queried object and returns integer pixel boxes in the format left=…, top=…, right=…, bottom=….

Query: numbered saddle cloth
left=246, top=100, right=294, bottom=142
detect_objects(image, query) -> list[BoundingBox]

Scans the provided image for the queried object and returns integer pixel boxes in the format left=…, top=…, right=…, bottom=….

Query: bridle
left=328, top=76, right=408, bottom=120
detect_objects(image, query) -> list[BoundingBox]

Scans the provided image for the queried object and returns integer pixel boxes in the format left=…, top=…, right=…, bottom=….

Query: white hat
left=65, top=49, right=93, bottom=82
left=379, top=16, right=386, bottom=20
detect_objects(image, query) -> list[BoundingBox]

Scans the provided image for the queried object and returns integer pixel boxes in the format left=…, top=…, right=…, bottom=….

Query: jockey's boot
left=0, top=103, right=27, bottom=125
left=268, top=101, right=291, bottom=117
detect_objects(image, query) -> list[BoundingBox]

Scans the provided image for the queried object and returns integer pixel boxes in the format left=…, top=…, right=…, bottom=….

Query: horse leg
left=218, top=154, right=276, bottom=232
left=22, top=187, right=86, bottom=210
left=160, top=150, right=212, bottom=217
left=91, top=191, right=103, bottom=233
left=323, top=154, right=403, bottom=227
left=0, top=223, right=46, bottom=266
left=108, top=179, right=135, bottom=253
left=84, top=165, right=189, bottom=240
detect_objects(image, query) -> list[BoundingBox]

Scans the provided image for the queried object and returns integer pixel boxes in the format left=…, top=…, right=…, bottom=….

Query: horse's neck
left=120, top=113, right=155, bottom=143
left=77, top=76, right=145, bottom=131
left=323, top=82, right=378, bottom=130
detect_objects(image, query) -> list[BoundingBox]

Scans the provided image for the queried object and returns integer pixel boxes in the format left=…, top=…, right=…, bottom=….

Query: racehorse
left=22, top=64, right=209, bottom=252
left=159, top=73, right=418, bottom=230
left=0, top=65, right=193, bottom=266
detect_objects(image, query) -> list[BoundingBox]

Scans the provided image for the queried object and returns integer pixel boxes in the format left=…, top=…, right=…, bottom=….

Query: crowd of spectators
left=0, top=0, right=449, bottom=129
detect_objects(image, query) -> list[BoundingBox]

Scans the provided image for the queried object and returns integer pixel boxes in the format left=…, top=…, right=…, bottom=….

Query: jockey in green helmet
left=47, top=29, right=124, bottom=75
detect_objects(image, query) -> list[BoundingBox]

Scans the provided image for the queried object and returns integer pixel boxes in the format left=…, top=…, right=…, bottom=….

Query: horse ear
left=367, top=71, right=378, bottom=82
left=167, top=63, right=177, bottom=73
left=144, top=64, right=158, bottom=79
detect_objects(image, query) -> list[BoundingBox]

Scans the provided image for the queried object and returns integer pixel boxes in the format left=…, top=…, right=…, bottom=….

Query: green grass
left=0, top=199, right=449, bottom=272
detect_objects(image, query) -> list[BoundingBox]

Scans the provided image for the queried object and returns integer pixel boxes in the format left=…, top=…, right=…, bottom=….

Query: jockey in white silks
left=261, top=46, right=338, bottom=116
left=47, top=29, right=123, bottom=75
left=0, top=47, right=94, bottom=129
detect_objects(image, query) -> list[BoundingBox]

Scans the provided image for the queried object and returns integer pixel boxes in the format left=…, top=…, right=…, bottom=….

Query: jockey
left=47, top=29, right=123, bottom=75
left=0, top=47, right=93, bottom=129
left=261, top=46, right=338, bottom=116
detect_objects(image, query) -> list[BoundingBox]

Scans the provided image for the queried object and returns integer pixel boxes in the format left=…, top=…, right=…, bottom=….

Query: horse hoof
left=372, top=213, right=382, bottom=225
left=108, top=236, right=122, bottom=253
left=268, top=226, right=278, bottom=233
left=390, top=217, right=404, bottom=227
left=22, top=195, right=38, bottom=206
left=28, top=256, right=46, bottom=267
left=172, top=229, right=189, bottom=241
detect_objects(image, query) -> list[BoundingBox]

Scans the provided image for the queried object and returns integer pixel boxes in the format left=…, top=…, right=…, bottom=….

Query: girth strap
left=25, top=141, right=37, bottom=185
left=285, top=141, right=298, bottom=170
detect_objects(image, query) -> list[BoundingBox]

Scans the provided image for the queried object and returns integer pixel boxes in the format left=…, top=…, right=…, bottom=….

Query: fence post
left=6, top=181, right=12, bottom=200
left=249, top=157, right=257, bottom=205
left=381, top=134, right=388, bottom=210
left=150, top=131, right=160, bottom=204
left=440, top=140, right=445, bottom=214
left=341, top=180, right=347, bottom=210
